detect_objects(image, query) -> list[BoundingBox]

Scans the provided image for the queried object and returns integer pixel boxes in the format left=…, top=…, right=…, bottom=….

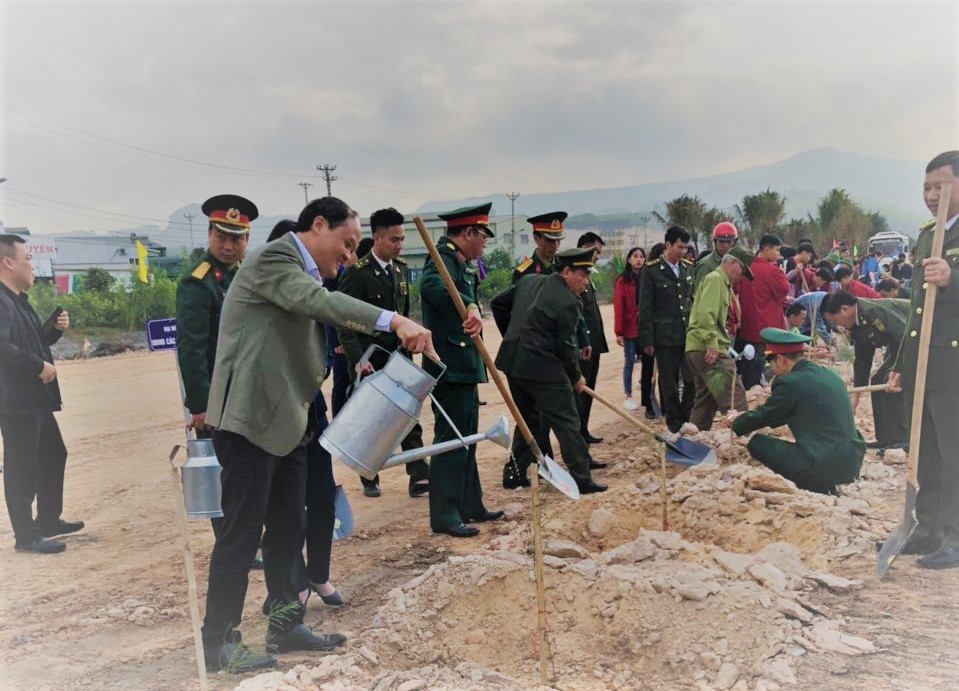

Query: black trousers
left=1, top=411, right=68, bottom=544
left=734, top=338, right=764, bottom=390
left=202, top=429, right=308, bottom=647
left=360, top=421, right=430, bottom=488
left=290, top=409, right=336, bottom=592
left=655, top=346, right=695, bottom=433
left=577, top=352, right=601, bottom=436
left=870, top=367, right=909, bottom=446
left=913, top=391, right=959, bottom=549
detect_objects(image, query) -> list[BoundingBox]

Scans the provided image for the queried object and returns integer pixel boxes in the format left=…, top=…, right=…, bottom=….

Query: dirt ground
left=1, top=304, right=957, bottom=690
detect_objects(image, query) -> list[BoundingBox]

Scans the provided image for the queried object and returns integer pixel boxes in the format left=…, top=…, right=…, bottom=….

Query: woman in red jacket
left=614, top=247, right=654, bottom=417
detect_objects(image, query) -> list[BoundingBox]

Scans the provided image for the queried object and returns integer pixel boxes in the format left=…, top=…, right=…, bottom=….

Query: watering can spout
left=379, top=416, right=512, bottom=470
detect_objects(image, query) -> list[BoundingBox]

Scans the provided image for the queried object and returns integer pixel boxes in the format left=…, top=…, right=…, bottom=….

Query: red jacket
left=847, top=279, right=881, bottom=299
left=739, top=257, right=790, bottom=342
left=614, top=274, right=640, bottom=339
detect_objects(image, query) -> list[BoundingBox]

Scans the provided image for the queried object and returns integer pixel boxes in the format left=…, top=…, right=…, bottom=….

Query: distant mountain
left=415, top=148, right=929, bottom=235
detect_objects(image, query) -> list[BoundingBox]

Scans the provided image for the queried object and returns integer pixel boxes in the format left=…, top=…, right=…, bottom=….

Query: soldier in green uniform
left=692, top=222, right=739, bottom=292
left=176, top=194, right=256, bottom=435
left=685, top=247, right=754, bottom=431
left=420, top=203, right=503, bottom=537
left=887, top=150, right=959, bottom=569
left=732, top=328, right=865, bottom=495
left=493, top=248, right=607, bottom=494
left=336, top=208, right=430, bottom=498
left=821, top=291, right=910, bottom=449
left=639, top=225, right=697, bottom=433
left=511, top=212, right=566, bottom=283
left=575, top=232, right=610, bottom=445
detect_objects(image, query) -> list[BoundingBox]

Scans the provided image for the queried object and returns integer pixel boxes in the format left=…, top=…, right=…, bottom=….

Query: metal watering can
left=170, top=438, right=224, bottom=520
left=321, top=345, right=511, bottom=479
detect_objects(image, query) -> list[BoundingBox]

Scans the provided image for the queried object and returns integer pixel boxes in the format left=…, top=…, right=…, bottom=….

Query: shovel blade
left=877, top=482, right=919, bottom=580
left=649, top=389, right=662, bottom=419
left=664, top=437, right=716, bottom=467
left=538, top=455, right=581, bottom=500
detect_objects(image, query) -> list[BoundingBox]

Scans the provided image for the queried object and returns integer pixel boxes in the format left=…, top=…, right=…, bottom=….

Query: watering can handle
left=356, top=344, right=393, bottom=384
left=418, top=348, right=447, bottom=381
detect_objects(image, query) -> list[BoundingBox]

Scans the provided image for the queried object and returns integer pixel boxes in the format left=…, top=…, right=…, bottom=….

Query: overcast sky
left=1, top=0, right=956, bottom=236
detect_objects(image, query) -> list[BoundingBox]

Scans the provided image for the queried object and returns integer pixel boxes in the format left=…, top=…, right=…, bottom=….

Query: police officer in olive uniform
left=732, top=328, right=865, bottom=495
left=821, top=291, right=910, bottom=448
left=420, top=203, right=503, bottom=537
left=575, top=232, right=610, bottom=444
left=511, top=212, right=566, bottom=283
left=638, top=225, right=696, bottom=433
left=495, top=248, right=607, bottom=494
left=887, top=150, right=959, bottom=569
left=176, top=194, right=257, bottom=433
left=176, top=194, right=259, bottom=557
left=336, top=207, right=430, bottom=498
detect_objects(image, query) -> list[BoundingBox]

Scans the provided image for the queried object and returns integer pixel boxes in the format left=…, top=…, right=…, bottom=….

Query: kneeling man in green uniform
left=731, top=327, right=865, bottom=495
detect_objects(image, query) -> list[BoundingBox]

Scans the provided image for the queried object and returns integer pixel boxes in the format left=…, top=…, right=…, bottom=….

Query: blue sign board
left=147, top=318, right=177, bottom=351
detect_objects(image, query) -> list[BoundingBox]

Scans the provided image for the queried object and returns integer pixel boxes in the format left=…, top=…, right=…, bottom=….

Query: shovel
left=648, top=354, right=662, bottom=418
left=848, top=384, right=890, bottom=394
left=583, top=386, right=716, bottom=466
left=877, top=182, right=951, bottom=580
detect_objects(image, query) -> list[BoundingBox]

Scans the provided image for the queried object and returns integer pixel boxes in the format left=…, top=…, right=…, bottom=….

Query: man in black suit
left=0, top=234, right=83, bottom=554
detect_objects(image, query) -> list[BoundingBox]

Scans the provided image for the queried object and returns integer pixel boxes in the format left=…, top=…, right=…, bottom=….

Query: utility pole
left=506, top=191, right=520, bottom=257
left=298, top=181, right=313, bottom=204
left=183, top=212, right=196, bottom=248
left=316, top=164, right=337, bottom=196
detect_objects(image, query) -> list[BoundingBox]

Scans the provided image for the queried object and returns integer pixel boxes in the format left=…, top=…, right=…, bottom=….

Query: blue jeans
left=623, top=338, right=654, bottom=407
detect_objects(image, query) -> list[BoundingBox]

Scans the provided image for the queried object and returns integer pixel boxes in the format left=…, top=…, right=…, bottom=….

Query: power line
left=506, top=191, right=520, bottom=256
left=316, top=164, right=337, bottom=196
left=298, top=181, right=313, bottom=204
left=184, top=213, right=197, bottom=248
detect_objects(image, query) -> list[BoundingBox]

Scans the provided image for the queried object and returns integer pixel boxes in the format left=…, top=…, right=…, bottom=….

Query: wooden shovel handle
left=848, top=384, right=890, bottom=394
left=905, top=183, right=951, bottom=486
left=584, top=385, right=659, bottom=440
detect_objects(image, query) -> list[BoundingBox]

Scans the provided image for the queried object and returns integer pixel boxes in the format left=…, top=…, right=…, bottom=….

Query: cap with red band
left=201, top=194, right=259, bottom=235
left=527, top=211, right=567, bottom=240
left=761, top=327, right=811, bottom=357
left=438, top=202, right=495, bottom=238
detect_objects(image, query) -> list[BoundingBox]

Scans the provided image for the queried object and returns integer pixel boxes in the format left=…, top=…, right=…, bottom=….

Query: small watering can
left=320, top=345, right=511, bottom=479
left=176, top=438, right=224, bottom=520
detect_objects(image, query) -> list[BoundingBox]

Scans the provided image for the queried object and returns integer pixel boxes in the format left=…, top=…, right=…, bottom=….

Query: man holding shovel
left=685, top=247, right=755, bottom=431
left=886, top=150, right=959, bottom=569
left=495, top=247, right=608, bottom=495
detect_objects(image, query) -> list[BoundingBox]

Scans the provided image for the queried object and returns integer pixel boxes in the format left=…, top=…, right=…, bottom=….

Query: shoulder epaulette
left=682, top=258, right=694, bottom=265
left=394, top=255, right=407, bottom=265
left=445, top=242, right=456, bottom=251
left=354, top=255, right=370, bottom=268
left=191, top=261, right=211, bottom=280
left=647, top=259, right=662, bottom=266
left=919, top=218, right=936, bottom=233
left=516, top=257, right=533, bottom=273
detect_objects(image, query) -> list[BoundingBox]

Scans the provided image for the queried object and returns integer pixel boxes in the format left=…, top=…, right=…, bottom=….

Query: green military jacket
left=512, top=251, right=554, bottom=284
left=733, top=358, right=865, bottom=483
left=420, top=237, right=488, bottom=385
left=692, top=250, right=723, bottom=293
left=207, top=234, right=383, bottom=457
left=494, top=273, right=582, bottom=384
left=686, top=267, right=733, bottom=353
left=849, top=298, right=909, bottom=387
left=638, top=257, right=695, bottom=350
left=578, top=277, right=609, bottom=353
left=175, top=251, right=238, bottom=414
left=892, top=218, right=959, bottom=391
left=335, top=252, right=410, bottom=371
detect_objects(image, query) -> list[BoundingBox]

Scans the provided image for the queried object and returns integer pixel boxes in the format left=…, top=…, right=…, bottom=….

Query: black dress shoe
left=584, top=433, right=603, bottom=444
left=266, top=624, right=347, bottom=654
left=409, top=479, right=429, bottom=498
left=503, top=460, right=531, bottom=489
left=917, top=545, right=959, bottom=570
left=576, top=479, right=608, bottom=494
left=205, top=642, right=276, bottom=673
left=503, top=475, right=531, bottom=489
left=433, top=523, right=480, bottom=538
left=645, top=409, right=657, bottom=420
left=589, top=459, right=607, bottom=470
left=37, top=519, right=84, bottom=538
left=875, top=535, right=940, bottom=555
left=363, top=483, right=381, bottom=498
left=467, top=510, right=504, bottom=523
left=15, top=538, right=66, bottom=554
left=865, top=440, right=885, bottom=449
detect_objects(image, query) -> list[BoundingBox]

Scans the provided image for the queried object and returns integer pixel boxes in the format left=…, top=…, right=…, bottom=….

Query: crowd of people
left=1, top=150, right=957, bottom=676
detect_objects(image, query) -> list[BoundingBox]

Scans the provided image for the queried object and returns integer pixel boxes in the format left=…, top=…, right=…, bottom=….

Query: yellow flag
left=136, top=239, right=149, bottom=283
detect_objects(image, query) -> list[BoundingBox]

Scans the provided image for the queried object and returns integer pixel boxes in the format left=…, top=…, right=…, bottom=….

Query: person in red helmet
left=693, top=222, right=739, bottom=292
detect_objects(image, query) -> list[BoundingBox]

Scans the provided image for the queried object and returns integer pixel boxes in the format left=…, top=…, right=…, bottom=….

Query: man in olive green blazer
left=202, top=197, right=433, bottom=673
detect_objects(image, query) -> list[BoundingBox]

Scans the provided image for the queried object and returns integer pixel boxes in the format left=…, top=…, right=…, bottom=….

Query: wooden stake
left=413, top=217, right=550, bottom=685
left=169, top=446, right=209, bottom=691
left=660, top=443, right=670, bottom=531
